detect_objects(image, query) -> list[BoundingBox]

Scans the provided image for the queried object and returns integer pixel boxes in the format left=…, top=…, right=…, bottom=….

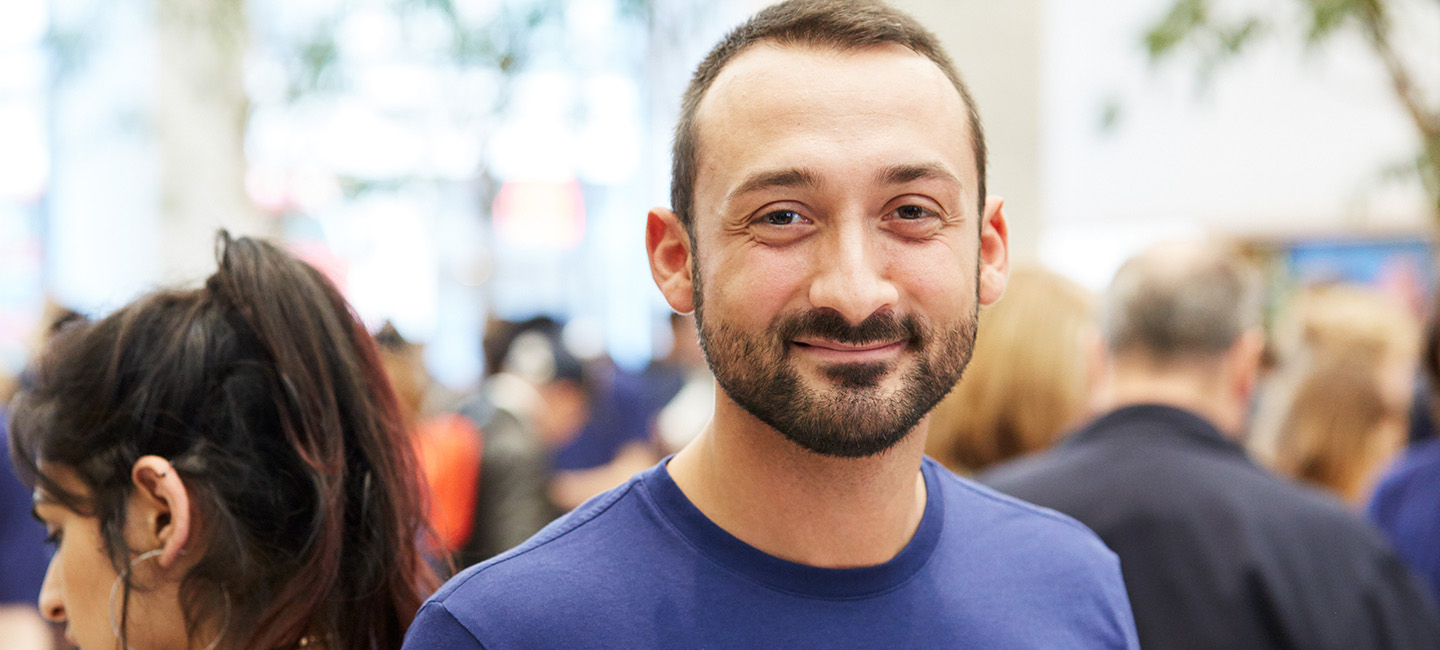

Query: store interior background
left=0, top=0, right=1435, bottom=387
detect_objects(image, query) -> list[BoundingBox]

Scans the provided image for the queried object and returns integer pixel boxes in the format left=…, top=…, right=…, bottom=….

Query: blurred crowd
left=3, top=238, right=1440, bottom=647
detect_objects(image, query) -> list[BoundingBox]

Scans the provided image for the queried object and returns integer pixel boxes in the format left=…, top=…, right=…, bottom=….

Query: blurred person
left=925, top=265, right=1099, bottom=474
left=403, top=2, right=1138, bottom=648
left=638, top=313, right=706, bottom=415
left=649, top=312, right=715, bottom=453
left=1369, top=289, right=1440, bottom=609
left=1253, top=284, right=1421, bottom=466
left=1271, top=353, right=1409, bottom=506
left=8, top=233, right=436, bottom=650
left=419, top=318, right=562, bottom=567
left=984, top=241, right=1440, bottom=650
left=488, top=317, right=661, bottom=511
left=375, top=323, right=484, bottom=567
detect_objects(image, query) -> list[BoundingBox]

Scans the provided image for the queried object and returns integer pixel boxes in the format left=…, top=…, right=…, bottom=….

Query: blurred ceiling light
left=0, top=0, right=45, bottom=48
left=336, top=7, right=401, bottom=63
left=0, top=105, right=47, bottom=201
left=576, top=74, right=640, bottom=185
left=493, top=179, right=586, bottom=251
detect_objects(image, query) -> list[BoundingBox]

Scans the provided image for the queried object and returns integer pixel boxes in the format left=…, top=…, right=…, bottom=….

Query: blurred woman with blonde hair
left=926, top=266, right=1099, bottom=474
left=1259, top=283, right=1421, bottom=505
left=1271, top=353, right=1409, bottom=505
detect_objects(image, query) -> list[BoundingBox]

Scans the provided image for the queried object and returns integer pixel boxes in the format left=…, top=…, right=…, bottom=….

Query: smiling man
left=403, top=2, right=1138, bottom=648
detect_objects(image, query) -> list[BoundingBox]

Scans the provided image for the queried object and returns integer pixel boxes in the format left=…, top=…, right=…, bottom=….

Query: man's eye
left=892, top=205, right=936, bottom=220
left=760, top=210, right=806, bottom=226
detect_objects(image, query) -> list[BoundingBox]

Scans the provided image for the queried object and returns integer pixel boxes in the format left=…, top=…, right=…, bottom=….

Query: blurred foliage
left=285, top=0, right=600, bottom=99
left=1142, top=0, right=1440, bottom=225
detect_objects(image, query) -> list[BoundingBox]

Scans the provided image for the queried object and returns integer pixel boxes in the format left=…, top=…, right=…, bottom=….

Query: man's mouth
left=790, top=338, right=906, bottom=362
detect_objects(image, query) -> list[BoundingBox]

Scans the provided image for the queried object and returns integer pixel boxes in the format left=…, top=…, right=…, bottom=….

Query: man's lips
left=790, top=338, right=906, bottom=362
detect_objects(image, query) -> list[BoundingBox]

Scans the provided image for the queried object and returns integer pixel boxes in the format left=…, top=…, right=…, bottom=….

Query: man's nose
left=37, top=556, right=65, bottom=623
left=807, top=224, right=898, bottom=325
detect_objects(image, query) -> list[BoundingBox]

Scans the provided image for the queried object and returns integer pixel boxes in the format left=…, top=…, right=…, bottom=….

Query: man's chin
left=778, top=417, right=918, bottom=459
left=815, top=360, right=893, bottom=389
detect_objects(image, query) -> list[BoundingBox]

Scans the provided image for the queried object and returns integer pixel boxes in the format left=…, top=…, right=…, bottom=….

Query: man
left=403, top=1, right=1138, bottom=647
left=984, top=242, right=1440, bottom=650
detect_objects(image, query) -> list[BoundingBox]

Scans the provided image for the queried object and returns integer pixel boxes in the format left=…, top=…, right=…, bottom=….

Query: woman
left=8, top=233, right=436, bottom=649
left=1255, top=283, right=1420, bottom=501
left=925, top=266, right=1100, bottom=474
left=1271, top=353, right=1409, bottom=505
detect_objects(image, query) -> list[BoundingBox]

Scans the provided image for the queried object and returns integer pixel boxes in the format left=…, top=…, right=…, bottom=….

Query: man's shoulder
left=935, top=462, right=1099, bottom=534
left=431, top=474, right=659, bottom=608
left=930, top=460, right=1119, bottom=569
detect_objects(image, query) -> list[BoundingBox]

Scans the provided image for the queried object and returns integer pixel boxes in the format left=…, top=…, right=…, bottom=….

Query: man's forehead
left=695, top=41, right=961, bottom=125
left=687, top=41, right=976, bottom=207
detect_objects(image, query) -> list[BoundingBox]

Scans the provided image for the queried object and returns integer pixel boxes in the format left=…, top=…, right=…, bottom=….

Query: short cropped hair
left=670, top=0, right=986, bottom=231
left=1102, top=242, right=1263, bottom=362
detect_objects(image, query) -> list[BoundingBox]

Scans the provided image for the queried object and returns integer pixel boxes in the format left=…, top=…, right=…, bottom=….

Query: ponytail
left=10, top=231, right=436, bottom=650
left=207, top=231, right=436, bottom=648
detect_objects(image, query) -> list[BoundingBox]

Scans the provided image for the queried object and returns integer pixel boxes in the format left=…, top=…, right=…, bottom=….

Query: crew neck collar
left=1069, top=403, right=1246, bottom=458
left=639, top=456, right=944, bottom=600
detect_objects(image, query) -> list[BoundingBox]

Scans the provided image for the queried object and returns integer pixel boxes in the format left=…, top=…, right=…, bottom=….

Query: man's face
left=656, top=43, right=1007, bottom=458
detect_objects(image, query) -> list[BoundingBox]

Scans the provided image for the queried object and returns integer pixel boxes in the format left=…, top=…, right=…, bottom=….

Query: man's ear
left=1082, top=325, right=1113, bottom=415
left=129, top=456, right=192, bottom=569
left=977, top=196, right=1010, bottom=306
left=647, top=207, right=696, bottom=314
left=1226, top=329, right=1267, bottom=403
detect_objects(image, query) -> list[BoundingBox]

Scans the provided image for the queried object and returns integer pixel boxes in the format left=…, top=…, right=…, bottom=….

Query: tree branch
left=1354, top=0, right=1440, bottom=141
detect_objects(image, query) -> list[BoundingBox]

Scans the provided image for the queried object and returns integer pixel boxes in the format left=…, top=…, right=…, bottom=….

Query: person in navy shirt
left=1370, top=303, right=1440, bottom=610
left=402, top=1, right=1139, bottom=647
left=984, top=242, right=1440, bottom=650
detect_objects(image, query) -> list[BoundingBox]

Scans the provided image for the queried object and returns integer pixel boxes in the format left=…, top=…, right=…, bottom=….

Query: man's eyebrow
left=730, top=167, right=822, bottom=198
left=877, top=162, right=961, bottom=187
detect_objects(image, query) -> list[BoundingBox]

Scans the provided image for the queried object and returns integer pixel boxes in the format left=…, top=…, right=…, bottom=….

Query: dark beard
left=692, top=269, right=978, bottom=458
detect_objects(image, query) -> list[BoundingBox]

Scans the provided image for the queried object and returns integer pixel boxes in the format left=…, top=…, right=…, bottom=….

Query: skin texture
left=647, top=43, right=1009, bottom=568
left=33, top=457, right=216, bottom=650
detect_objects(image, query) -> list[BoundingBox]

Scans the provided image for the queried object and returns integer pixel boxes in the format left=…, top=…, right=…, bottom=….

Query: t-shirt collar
left=639, top=455, right=944, bottom=600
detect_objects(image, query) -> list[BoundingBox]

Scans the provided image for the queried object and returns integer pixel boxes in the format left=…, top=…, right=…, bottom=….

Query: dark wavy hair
left=8, top=232, right=436, bottom=649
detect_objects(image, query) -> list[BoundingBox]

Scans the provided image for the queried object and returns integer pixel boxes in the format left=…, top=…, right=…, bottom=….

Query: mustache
left=775, top=309, right=923, bottom=348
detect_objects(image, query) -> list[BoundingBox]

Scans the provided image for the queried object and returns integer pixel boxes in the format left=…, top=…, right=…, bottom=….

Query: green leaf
left=1144, top=0, right=1211, bottom=59
left=1301, top=0, right=1362, bottom=44
left=1219, top=18, right=1264, bottom=54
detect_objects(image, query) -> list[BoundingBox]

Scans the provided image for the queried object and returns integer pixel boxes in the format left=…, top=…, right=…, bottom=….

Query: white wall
left=892, top=0, right=1045, bottom=261
left=1040, top=0, right=1436, bottom=289
left=892, top=0, right=1435, bottom=291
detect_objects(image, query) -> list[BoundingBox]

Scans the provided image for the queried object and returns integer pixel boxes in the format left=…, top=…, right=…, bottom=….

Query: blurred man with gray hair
left=984, top=241, right=1440, bottom=650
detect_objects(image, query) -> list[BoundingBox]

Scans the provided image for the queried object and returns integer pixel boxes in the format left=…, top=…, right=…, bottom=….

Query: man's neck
left=1106, top=365, right=1243, bottom=438
left=666, top=393, right=929, bottom=569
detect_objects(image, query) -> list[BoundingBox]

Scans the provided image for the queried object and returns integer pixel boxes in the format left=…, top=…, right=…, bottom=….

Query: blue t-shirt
left=403, top=457, right=1139, bottom=649
left=1369, top=437, right=1440, bottom=607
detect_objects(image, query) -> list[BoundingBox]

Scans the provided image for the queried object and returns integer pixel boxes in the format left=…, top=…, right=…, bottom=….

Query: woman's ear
left=130, top=456, right=192, bottom=569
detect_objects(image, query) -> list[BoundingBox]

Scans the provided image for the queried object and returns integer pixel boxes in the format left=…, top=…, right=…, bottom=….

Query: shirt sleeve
left=403, top=602, right=487, bottom=650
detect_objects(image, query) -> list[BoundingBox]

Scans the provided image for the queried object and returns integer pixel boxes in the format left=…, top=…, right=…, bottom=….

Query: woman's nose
left=37, top=557, right=66, bottom=623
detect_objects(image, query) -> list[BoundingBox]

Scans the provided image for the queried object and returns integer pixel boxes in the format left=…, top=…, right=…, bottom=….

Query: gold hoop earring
left=109, top=549, right=231, bottom=650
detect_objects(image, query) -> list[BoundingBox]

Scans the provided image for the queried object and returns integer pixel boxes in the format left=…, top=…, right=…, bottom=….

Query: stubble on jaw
left=690, top=256, right=980, bottom=458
